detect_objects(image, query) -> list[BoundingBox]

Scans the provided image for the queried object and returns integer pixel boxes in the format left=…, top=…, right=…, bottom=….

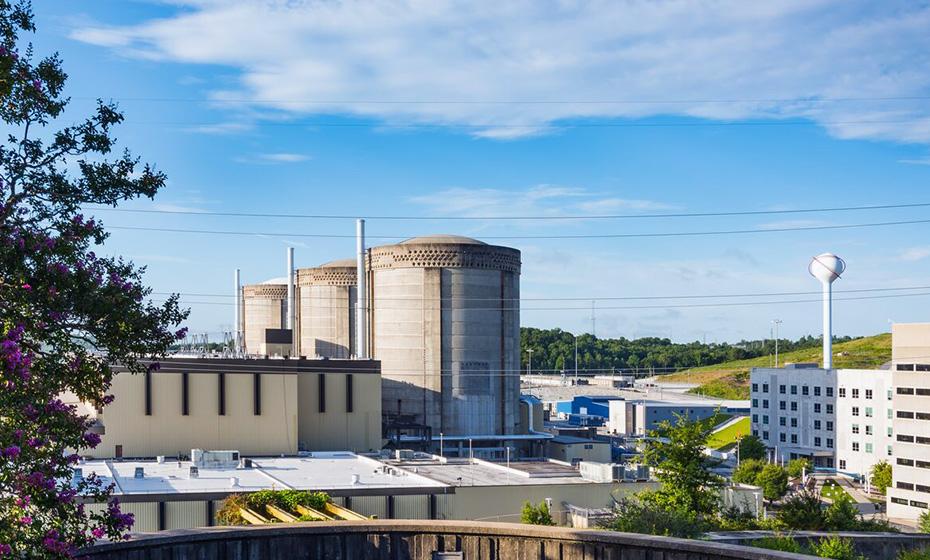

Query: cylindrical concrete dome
left=296, top=259, right=357, bottom=358
left=369, top=234, right=521, bottom=436
left=241, top=279, right=288, bottom=355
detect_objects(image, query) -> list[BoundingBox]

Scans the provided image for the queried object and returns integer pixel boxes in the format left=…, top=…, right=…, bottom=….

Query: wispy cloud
left=409, top=185, right=668, bottom=219
left=234, top=152, right=312, bottom=165
left=899, top=247, right=930, bottom=262
left=71, top=1, right=930, bottom=142
left=899, top=156, right=930, bottom=165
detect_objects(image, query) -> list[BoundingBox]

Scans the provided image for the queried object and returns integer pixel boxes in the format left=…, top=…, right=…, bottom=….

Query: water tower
left=808, top=253, right=846, bottom=369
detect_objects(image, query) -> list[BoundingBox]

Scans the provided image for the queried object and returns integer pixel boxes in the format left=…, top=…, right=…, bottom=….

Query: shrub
left=732, top=458, right=766, bottom=485
left=919, top=510, right=930, bottom=533
left=605, top=495, right=706, bottom=539
left=787, top=458, right=811, bottom=479
left=870, top=461, right=892, bottom=496
left=716, top=505, right=760, bottom=531
left=898, top=549, right=930, bottom=560
left=824, top=495, right=861, bottom=531
left=521, top=501, right=555, bottom=526
left=216, top=494, right=250, bottom=526
left=756, top=464, right=789, bottom=502
left=776, top=489, right=826, bottom=530
left=809, top=535, right=866, bottom=560
left=752, top=534, right=803, bottom=553
left=246, top=490, right=330, bottom=514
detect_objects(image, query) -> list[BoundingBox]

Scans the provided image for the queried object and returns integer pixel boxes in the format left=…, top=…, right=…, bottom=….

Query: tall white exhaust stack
left=234, top=268, right=241, bottom=354
left=356, top=219, right=368, bottom=359
left=286, top=247, right=295, bottom=331
left=808, top=253, right=846, bottom=369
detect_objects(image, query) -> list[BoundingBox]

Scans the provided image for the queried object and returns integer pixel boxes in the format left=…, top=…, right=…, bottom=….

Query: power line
left=86, top=201, right=930, bottom=221
left=105, top=217, right=930, bottom=240
left=152, top=284, right=930, bottom=302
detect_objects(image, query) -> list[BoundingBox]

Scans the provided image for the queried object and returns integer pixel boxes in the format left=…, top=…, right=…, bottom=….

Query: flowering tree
left=0, top=1, right=188, bottom=557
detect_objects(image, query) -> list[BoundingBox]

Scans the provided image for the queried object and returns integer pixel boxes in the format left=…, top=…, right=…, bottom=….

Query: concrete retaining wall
left=709, top=530, right=930, bottom=559
left=82, top=520, right=815, bottom=559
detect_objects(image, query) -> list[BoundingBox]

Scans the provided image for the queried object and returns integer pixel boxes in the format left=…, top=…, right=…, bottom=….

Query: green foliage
left=810, top=535, right=866, bottom=560
left=776, top=489, right=826, bottom=531
left=642, top=414, right=724, bottom=515
left=870, top=461, right=892, bottom=495
left=520, top=501, right=555, bottom=526
left=751, top=535, right=803, bottom=553
left=898, top=549, right=930, bottom=560
left=519, top=327, right=857, bottom=374
left=732, top=458, right=766, bottom=485
left=605, top=495, right=706, bottom=539
left=787, top=458, right=811, bottom=479
left=756, top=464, right=789, bottom=502
left=690, top=377, right=749, bottom=400
left=216, top=494, right=250, bottom=526
left=919, top=510, right=930, bottom=533
left=738, top=435, right=766, bottom=461
left=0, top=2, right=187, bottom=556
left=824, top=495, right=861, bottom=531
left=246, top=490, right=330, bottom=513
left=716, top=506, right=761, bottom=531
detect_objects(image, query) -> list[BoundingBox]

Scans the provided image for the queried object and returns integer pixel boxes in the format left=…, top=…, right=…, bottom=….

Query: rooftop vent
left=189, top=466, right=199, bottom=479
left=134, top=467, right=144, bottom=479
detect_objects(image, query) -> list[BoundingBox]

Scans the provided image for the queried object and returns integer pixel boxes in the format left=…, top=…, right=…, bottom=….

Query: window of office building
left=899, top=411, right=915, bottom=419
left=814, top=386, right=821, bottom=397
left=852, top=424, right=859, bottom=434
left=815, top=437, right=821, bottom=447
left=763, top=431, right=769, bottom=440
left=752, top=414, right=758, bottom=423
left=898, top=434, right=915, bottom=443
left=827, top=421, right=834, bottom=431
left=865, top=407, right=873, bottom=418
left=918, top=388, right=930, bottom=396
left=752, top=429, right=759, bottom=437
left=827, top=404, right=834, bottom=414
left=752, top=383, right=758, bottom=393
left=852, top=442, right=859, bottom=452
left=888, top=427, right=893, bottom=437
left=802, top=386, right=809, bottom=396
left=888, top=389, right=894, bottom=400
left=827, top=438, right=834, bottom=449
left=852, top=388, right=859, bottom=398
left=898, top=458, right=915, bottom=467
left=866, top=389, right=873, bottom=400
left=852, top=406, right=859, bottom=416
left=839, top=459, right=846, bottom=469
left=779, top=400, right=786, bottom=410
left=814, top=420, right=821, bottom=430
left=791, top=402, right=798, bottom=411
left=791, top=418, right=798, bottom=428
left=918, top=412, right=930, bottom=421
left=762, top=383, right=769, bottom=392
left=839, top=387, right=846, bottom=398
left=752, top=398, right=758, bottom=407
left=780, top=433, right=786, bottom=443
left=899, top=387, right=916, bottom=395
left=814, top=403, right=821, bottom=413
left=888, top=445, right=893, bottom=456
left=791, top=385, right=797, bottom=395
left=866, top=425, right=873, bottom=435
left=779, top=385, right=786, bottom=394
left=865, top=443, right=873, bottom=454
left=779, top=417, right=786, bottom=426
left=763, top=399, right=769, bottom=409
left=791, top=434, right=798, bottom=444
left=827, top=387, right=834, bottom=397
left=763, top=415, right=769, bottom=424
left=889, top=409, right=894, bottom=419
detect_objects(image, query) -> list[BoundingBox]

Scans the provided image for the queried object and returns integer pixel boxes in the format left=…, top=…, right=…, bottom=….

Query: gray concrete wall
left=710, top=531, right=930, bottom=560
left=81, top=521, right=816, bottom=560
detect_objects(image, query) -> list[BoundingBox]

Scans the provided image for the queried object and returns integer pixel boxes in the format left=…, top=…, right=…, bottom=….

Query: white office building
left=887, top=323, right=930, bottom=521
left=749, top=365, right=892, bottom=477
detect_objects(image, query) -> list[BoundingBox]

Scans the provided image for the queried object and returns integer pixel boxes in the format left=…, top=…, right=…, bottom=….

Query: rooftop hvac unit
left=192, top=449, right=241, bottom=469
left=189, top=466, right=199, bottom=479
left=395, top=449, right=416, bottom=460
left=134, top=467, right=145, bottom=479
left=71, top=468, right=83, bottom=484
left=239, top=458, right=253, bottom=469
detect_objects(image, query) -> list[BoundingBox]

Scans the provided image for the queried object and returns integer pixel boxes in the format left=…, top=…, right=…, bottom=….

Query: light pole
left=527, top=348, right=534, bottom=376
left=574, top=334, right=579, bottom=384
left=772, top=319, right=783, bottom=367
left=439, top=432, right=443, bottom=458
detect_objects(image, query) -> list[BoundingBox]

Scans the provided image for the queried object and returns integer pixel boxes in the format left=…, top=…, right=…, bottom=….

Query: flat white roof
left=77, top=452, right=445, bottom=496
left=384, top=458, right=590, bottom=487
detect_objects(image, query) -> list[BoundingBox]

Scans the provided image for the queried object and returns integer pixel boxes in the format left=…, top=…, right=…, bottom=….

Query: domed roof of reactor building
left=260, top=276, right=289, bottom=285
left=398, top=234, right=487, bottom=246
left=320, top=258, right=357, bottom=268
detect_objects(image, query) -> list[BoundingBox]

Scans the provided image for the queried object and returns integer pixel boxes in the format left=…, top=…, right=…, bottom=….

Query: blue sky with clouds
left=26, top=0, right=930, bottom=342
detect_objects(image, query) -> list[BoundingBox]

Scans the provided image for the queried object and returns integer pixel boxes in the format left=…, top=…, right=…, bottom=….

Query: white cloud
left=899, top=156, right=930, bottom=166
left=71, top=1, right=930, bottom=141
left=899, top=247, right=930, bottom=262
left=408, top=185, right=667, bottom=219
left=256, top=152, right=310, bottom=163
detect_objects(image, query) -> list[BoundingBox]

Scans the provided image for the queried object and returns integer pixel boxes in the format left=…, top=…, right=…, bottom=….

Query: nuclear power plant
left=236, top=225, right=524, bottom=441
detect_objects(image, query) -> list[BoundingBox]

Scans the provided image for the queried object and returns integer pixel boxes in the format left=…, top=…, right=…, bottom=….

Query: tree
left=870, top=461, right=892, bottom=495
left=738, top=435, right=766, bottom=461
left=787, top=458, right=811, bottom=479
left=521, top=501, right=555, bottom=526
left=605, top=495, right=705, bottom=538
left=824, top=495, right=861, bottom=531
left=732, top=458, right=765, bottom=485
left=919, top=510, right=930, bottom=534
left=756, top=464, right=789, bottom=502
left=0, top=2, right=187, bottom=557
left=776, top=489, right=826, bottom=530
left=641, top=414, right=723, bottom=515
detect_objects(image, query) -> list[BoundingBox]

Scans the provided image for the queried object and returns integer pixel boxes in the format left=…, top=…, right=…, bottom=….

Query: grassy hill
left=659, top=334, right=891, bottom=400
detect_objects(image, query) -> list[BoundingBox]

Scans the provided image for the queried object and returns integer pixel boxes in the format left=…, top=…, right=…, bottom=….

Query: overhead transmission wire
left=103, top=217, right=930, bottom=240
left=86, top=201, right=930, bottom=221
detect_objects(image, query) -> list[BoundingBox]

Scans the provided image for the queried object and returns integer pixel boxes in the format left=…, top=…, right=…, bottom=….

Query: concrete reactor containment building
left=297, top=258, right=357, bottom=359
left=370, top=235, right=522, bottom=437
left=239, top=233, right=523, bottom=440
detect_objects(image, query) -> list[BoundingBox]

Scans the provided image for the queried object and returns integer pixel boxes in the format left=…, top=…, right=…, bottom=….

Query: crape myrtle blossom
left=0, top=1, right=188, bottom=557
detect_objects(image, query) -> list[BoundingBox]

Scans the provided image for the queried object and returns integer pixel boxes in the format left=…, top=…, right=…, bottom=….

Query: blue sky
left=27, top=1, right=930, bottom=342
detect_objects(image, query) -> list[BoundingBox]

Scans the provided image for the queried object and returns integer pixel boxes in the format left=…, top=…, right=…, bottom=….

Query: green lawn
left=706, top=416, right=750, bottom=450
left=820, top=480, right=850, bottom=502
left=659, top=334, right=891, bottom=400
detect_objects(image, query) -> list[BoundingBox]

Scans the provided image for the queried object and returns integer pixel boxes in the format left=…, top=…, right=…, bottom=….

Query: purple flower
left=83, top=432, right=102, bottom=448
left=91, top=527, right=105, bottom=539
left=2, top=445, right=20, bottom=458
left=19, top=516, right=32, bottom=525
left=0, top=543, right=10, bottom=556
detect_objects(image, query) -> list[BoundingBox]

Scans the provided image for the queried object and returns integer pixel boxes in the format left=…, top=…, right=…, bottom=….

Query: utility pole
left=527, top=348, right=534, bottom=376
left=772, top=319, right=783, bottom=367
left=574, top=334, right=579, bottom=384
left=591, top=300, right=596, bottom=337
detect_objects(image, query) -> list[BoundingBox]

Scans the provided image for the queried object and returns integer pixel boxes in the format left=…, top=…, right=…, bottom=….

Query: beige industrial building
left=73, top=358, right=382, bottom=459
left=887, top=323, right=930, bottom=521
